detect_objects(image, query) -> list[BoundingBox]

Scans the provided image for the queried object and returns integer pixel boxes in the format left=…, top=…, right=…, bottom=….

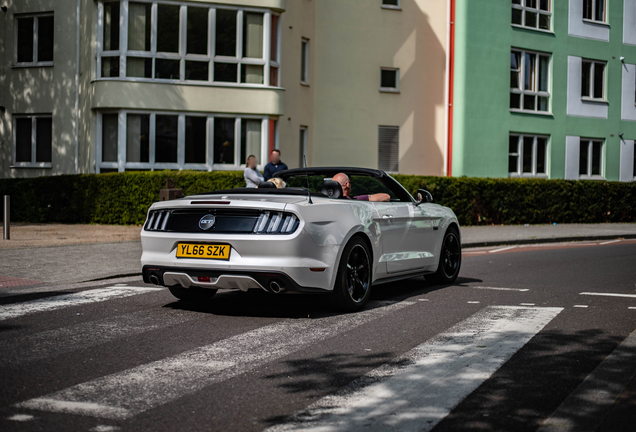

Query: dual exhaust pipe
left=148, top=272, right=285, bottom=294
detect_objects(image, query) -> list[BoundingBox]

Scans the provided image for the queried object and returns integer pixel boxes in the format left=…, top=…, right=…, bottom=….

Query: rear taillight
left=253, top=211, right=299, bottom=234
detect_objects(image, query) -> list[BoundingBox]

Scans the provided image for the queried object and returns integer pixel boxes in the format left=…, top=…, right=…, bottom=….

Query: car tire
left=168, top=286, right=217, bottom=302
left=331, top=237, right=372, bottom=312
left=426, top=226, right=461, bottom=284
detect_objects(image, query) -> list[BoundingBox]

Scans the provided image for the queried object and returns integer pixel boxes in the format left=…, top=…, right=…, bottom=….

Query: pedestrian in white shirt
left=244, top=155, right=264, bottom=188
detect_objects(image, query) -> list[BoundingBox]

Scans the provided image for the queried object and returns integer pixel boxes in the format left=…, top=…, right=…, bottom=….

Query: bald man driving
left=332, top=173, right=391, bottom=202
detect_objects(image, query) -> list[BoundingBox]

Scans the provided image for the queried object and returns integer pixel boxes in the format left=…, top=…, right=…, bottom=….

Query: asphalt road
left=1, top=242, right=635, bottom=432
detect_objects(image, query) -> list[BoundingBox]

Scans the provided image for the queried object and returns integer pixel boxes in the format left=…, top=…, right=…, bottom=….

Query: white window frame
left=508, top=134, right=549, bottom=178
left=300, top=38, right=309, bottom=85
left=510, top=49, right=551, bottom=114
left=511, top=0, right=552, bottom=33
left=583, top=0, right=607, bottom=23
left=14, top=12, right=54, bottom=67
left=381, top=0, right=401, bottom=11
left=12, top=114, right=53, bottom=168
left=579, top=138, right=605, bottom=179
left=581, top=59, right=606, bottom=102
left=380, top=67, right=400, bottom=93
left=96, top=110, right=268, bottom=172
left=96, top=1, right=279, bottom=88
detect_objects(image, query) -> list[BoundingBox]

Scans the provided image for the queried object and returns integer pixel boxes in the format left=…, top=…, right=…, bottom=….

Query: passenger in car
left=333, top=173, right=391, bottom=202
left=267, top=178, right=287, bottom=188
left=244, top=155, right=265, bottom=188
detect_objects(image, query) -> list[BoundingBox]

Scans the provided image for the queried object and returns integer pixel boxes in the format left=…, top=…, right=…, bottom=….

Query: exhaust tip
left=269, top=280, right=285, bottom=294
left=149, top=274, right=160, bottom=285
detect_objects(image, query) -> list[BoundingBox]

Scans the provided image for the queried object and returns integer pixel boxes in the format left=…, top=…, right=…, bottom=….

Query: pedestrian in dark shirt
left=263, top=149, right=288, bottom=180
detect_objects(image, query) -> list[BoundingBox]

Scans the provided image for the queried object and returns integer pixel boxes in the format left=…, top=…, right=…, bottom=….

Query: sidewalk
left=0, top=222, right=635, bottom=287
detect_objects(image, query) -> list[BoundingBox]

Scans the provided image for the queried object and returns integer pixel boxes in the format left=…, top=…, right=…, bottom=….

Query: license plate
left=176, top=243, right=231, bottom=260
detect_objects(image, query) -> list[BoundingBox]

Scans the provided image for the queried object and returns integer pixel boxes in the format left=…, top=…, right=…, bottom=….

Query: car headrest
left=321, top=180, right=343, bottom=199
left=258, top=181, right=276, bottom=189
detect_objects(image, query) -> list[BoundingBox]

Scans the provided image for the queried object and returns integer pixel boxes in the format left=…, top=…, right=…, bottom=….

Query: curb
left=462, top=233, right=636, bottom=249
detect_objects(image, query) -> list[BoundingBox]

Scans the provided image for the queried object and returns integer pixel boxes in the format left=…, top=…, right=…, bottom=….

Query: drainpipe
left=446, top=0, right=455, bottom=177
left=74, top=0, right=80, bottom=174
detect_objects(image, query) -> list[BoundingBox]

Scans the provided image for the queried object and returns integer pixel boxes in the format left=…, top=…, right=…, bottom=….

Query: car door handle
left=382, top=214, right=394, bottom=219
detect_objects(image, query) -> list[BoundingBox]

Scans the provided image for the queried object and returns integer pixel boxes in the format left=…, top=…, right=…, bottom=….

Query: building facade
left=0, top=0, right=450, bottom=179
left=451, top=0, right=636, bottom=182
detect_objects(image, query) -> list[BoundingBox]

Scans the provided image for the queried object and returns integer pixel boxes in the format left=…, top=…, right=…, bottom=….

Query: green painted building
left=452, top=0, right=636, bottom=182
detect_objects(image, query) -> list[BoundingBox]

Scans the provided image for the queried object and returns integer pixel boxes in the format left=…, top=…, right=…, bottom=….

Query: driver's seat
left=321, top=180, right=343, bottom=199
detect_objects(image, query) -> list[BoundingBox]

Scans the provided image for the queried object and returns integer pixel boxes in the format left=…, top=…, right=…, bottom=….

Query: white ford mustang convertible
left=141, top=167, right=461, bottom=311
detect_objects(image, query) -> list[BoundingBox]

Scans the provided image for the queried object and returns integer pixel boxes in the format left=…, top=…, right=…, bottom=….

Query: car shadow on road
left=163, top=276, right=483, bottom=319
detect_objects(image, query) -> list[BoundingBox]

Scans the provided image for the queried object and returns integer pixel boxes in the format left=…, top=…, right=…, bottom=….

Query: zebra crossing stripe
left=15, top=300, right=415, bottom=420
left=0, top=287, right=160, bottom=321
left=266, top=306, right=563, bottom=432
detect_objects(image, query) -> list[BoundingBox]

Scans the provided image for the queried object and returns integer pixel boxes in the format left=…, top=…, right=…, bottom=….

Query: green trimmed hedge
left=1, top=171, right=635, bottom=226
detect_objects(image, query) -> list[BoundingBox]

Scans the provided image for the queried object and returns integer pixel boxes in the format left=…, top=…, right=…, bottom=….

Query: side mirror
left=415, top=189, right=433, bottom=205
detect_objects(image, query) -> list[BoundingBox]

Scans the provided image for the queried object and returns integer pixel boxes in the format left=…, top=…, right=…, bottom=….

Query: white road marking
left=0, top=287, right=159, bottom=321
left=266, top=306, right=562, bottom=432
left=488, top=246, right=517, bottom=253
left=599, top=239, right=621, bottom=245
left=16, top=300, right=415, bottom=420
left=418, top=299, right=429, bottom=302
left=628, top=307, right=636, bottom=310
left=580, top=292, right=636, bottom=299
left=7, top=414, right=35, bottom=422
left=0, top=310, right=195, bottom=365
left=573, top=305, right=588, bottom=308
left=92, top=426, right=120, bottom=432
left=474, top=286, right=530, bottom=292
left=467, top=301, right=480, bottom=304
left=520, top=303, right=535, bottom=306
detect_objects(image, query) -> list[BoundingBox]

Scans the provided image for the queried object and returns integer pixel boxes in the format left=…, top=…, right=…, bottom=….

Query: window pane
left=126, top=57, right=152, bottom=78
left=511, top=71, right=520, bottom=89
left=538, top=96, right=549, bottom=111
left=301, top=41, right=308, bottom=82
left=512, top=0, right=521, bottom=4
left=536, top=137, right=547, bottom=174
left=17, top=17, right=34, bottom=63
left=36, top=117, right=52, bottom=163
left=128, top=2, right=151, bottom=51
left=214, top=118, right=235, bottom=164
left=539, top=0, right=550, bottom=11
left=509, top=135, right=519, bottom=154
left=187, top=7, right=208, bottom=55
left=591, top=141, right=602, bottom=175
left=509, top=155, right=518, bottom=173
left=214, top=62, right=237, bottom=82
left=524, top=53, right=536, bottom=90
left=103, top=2, right=120, bottom=51
left=579, top=142, right=588, bottom=176
left=37, top=16, right=54, bottom=62
left=241, top=64, right=263, bottom=84
left=583, top=0, right=593, bottom=19
left=269, top=66, right=279, bottom=86
left=510, top=93, right=521, bottom=109
left=525, top=0, right=537, bottom=7
left=185, top=116, right=206, bottom=164
left=299, top=127, right=307, bottom=167
left=15, top=118, right=32, bottom=163
left=126, top=114, right=150, bottom=163
left=378, top=126, right=399, bottom=172
left=581, top=61, right=591, bottom=97
left=270, top=15, right=278, bottom=61
left=538, top=55, right=549, bottom=92
left=522, top=136, right=534, bottom=173
left=523, top=94, right=536, bottom=111
left=155, top=59, right=180, bottom=79
left=155, top=115, right=178, bottom=163
left=595, top=0, right=604, bottom=21
left=538, top=13, right=550, bottom=30
left=186, top=61, right=209, bottom=81
left=383, top=0, right=399, bottom=5
left=633, top=144, right=636, bottom=177
left=157, top=4, right=180, bottom=53
left=240, top=119, right=262, bottom=164
left=593, top=63, right=604, bottom=99
left=381, top=69, right=397, bottom=89
left=525, top=11, right=537, bottom=28
left=243, top=12, right=263, bottom=58
left=101, top=56, right=120, bottom=77
left=511, top=8, right=522, bottom=25
left=216, top=9, right=237, bottom=57
left=102, top=114, right=119, bottom=163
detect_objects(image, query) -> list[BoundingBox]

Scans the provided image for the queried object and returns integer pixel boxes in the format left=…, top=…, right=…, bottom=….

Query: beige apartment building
left=0, top=0, right=450, bottom=179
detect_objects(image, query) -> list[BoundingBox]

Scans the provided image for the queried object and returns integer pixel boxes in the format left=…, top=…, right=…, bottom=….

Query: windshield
left=284, top=174, right=410, bottom=202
